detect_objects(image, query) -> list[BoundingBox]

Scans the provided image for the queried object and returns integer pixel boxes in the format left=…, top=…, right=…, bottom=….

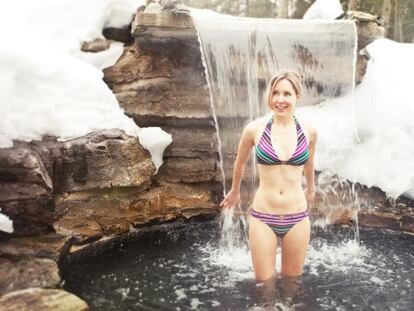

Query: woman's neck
left=273, top=113, right=294, bottom=126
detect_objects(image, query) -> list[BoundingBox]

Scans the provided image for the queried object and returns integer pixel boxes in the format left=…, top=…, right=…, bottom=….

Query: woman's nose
left=275, top=94, right=284, bottom=102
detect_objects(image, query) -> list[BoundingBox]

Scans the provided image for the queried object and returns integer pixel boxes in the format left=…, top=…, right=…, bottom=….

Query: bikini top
left=255, top=116, right=309, bottom=166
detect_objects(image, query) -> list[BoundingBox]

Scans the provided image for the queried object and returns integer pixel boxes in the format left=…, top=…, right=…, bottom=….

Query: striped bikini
left=251, top=209, right=310, bottom=238
left=252, top=115, right=310, bottom=238
left=255, top=115, right=309, bottom=166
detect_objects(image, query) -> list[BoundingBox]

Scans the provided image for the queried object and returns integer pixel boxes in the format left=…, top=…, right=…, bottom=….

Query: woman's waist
left=252, top=186, right=307, bottom=213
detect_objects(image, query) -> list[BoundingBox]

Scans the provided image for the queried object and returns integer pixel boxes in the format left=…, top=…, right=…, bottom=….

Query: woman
left=220, top=70, right=317, bottom=282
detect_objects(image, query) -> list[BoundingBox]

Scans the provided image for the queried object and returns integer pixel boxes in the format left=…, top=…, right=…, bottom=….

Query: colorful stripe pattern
left=255, top=116, right=309, bottom=166
left=251, top=209, right=309, bottom=238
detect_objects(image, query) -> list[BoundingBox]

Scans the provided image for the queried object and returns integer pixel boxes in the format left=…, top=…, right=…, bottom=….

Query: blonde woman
left=220, top=70, right=317, bottom=281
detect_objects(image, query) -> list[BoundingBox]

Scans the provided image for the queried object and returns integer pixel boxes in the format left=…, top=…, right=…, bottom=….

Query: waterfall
left=191, top=9, right=358, bottom=250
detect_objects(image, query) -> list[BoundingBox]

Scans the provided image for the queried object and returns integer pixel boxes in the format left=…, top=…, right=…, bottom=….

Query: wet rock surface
left=0, top=288, right=89, bottom=311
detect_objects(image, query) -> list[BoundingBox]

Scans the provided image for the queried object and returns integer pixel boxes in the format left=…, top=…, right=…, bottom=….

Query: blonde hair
left=265, top=70, right=302, bottom=109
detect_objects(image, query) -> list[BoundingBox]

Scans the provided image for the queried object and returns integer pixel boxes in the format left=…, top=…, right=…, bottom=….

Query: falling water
left=191, top=9, right=358, bottom=250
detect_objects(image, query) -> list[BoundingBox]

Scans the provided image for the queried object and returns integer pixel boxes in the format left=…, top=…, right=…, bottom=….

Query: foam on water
left=307, top=238, right=373, bottom=276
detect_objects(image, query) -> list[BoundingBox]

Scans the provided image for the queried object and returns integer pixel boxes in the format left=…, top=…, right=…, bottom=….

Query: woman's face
left=270, top=79, right=298, bottom=116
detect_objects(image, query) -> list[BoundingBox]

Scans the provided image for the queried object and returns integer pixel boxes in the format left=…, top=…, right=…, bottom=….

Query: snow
left=299, top=38, right=414, bottom=198
left=0, top=208, right=13, bottom=233
left=303, top=0, right=344, bottom=20
left=139, top=128, right=173, bottom=173
left=0, top=0, right=171, bottom=172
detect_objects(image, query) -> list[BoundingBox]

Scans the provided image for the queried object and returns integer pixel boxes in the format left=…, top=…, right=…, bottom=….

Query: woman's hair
left=265, top=69, right=302, bottom=109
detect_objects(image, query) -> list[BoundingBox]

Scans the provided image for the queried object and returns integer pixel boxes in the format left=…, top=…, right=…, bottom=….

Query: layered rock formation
left=103, top=7, right=222, bottom=209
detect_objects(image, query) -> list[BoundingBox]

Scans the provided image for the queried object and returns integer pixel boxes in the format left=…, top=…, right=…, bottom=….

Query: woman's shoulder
left=251, top=115, right=270, bottom=127
left=297, top=116, right=317, bottom=141
left=244, top=116, right=269, bottom=132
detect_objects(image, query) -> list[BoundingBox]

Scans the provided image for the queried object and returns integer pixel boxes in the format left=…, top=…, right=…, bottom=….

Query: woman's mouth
left=275, top=104, right=288, bottom=111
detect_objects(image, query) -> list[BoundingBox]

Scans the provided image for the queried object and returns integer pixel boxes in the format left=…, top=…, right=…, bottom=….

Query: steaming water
left=63, top=219, right=414, bottom=310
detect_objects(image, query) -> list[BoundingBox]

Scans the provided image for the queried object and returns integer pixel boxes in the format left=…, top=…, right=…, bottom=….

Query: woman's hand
left=220, top=189, right=240, bottom=209
left=304, top=188, right=315, bottom=207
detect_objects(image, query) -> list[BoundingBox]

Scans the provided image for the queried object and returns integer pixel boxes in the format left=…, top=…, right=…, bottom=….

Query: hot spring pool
left=63, top=218, right=414, bottom=310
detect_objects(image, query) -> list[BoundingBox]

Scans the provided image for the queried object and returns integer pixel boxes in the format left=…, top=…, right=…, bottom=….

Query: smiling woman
left=220, top=69, right=318, bottom=282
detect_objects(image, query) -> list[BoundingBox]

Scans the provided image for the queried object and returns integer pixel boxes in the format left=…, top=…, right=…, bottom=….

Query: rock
left=81, top=38, right=110, bottom=53
left=397, top=203, right=407, bottom=209
left=53, top=188, right=149, bottom=242
left=355, top=54, right=368, bottom=85
left=131, top=9, right=198, bottom=57
left=0, top=147, right=52, bottom=191
left=402, top=215, right=414, bottom=234
left=156, top=157, right=217, bottom=183
left=141, top=183, right=218, bottom=218
left=110, top=77, right=212, bottom=128
left=162, top=126, right=218, bottom=157
left=0, top=288, right=89, bottom=311
left=54, top=182, right=219, bottom=243
left=0, top=234, right=71, bottom=262
left=103, top=25, right=133, bottom=44
left=54, top=129, right=155, bottom=193
left=27, top=136, right=61, bottom=184
left=0, top=192, right=55, bottom=238
left=358, top=211, right=401, bottom=230
left=0, top=258, right=60, bottom=295
left=103, top=45, right=173, bottom=86
left=0, top=147, right=54, bottom=237
left=344, top=11, right=385, bottom=50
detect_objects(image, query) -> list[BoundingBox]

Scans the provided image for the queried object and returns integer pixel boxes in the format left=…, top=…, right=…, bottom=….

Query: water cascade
left=191, top=10, right=358, bottom=250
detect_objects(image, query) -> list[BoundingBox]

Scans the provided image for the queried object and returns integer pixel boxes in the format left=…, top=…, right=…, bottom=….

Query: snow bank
left=0, top=0, right=171, bottom=170
left=0, top=209, right=13, bottom=233
left=300, top=38, right=414, bottom=198
left=303, top=0, right=343, bottom=20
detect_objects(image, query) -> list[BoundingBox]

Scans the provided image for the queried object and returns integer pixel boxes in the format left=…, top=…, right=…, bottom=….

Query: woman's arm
left=303, top=126, right=318, bottom=207
left=220, top=123, right=255, bottom=208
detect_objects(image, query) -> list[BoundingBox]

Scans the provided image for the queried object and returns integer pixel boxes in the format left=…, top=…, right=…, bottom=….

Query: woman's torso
left=251, top=115, right=309, bottom=214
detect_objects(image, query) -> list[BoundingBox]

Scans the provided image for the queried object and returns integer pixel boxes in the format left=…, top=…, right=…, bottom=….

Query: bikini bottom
left=250, top=209, right=309, bottom=238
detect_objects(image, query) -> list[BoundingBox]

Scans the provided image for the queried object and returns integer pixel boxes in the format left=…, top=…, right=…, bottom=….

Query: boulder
left=54, top=129, right=155, bottom=193
left=81, top=38, right=110, bottom=53
left=156, top=157, right=217, bottom=183
left=0, top=147, right=54, bottom=237
left=358, top=210, right=401, bottom=230
left=0, top=258, right=60, bottom=295
left=131, top=8, right=200, bottom=58
left=112, top=77, right=212, bottom=127
left=402, top=215, right=414, bottom=234
left=0, top=234, right=71, bottom=262
left=141, top=183, right=218, bottom=218
left=0, top=288, right=89, bottom=311
left=344, top=11, right=385, bottom=50
left=53, top=188, right=149, bottom=242
left=53, top=183, right=219, bottom=244
left=163, top=126, right=218, bottom=157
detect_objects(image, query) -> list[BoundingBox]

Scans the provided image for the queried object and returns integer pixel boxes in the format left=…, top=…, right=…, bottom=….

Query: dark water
left=63, top=219, right=414, bottom=310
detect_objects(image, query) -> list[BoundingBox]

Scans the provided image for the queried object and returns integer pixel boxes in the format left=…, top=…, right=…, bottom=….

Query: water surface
left=63, top=219, right=414, bottom=310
